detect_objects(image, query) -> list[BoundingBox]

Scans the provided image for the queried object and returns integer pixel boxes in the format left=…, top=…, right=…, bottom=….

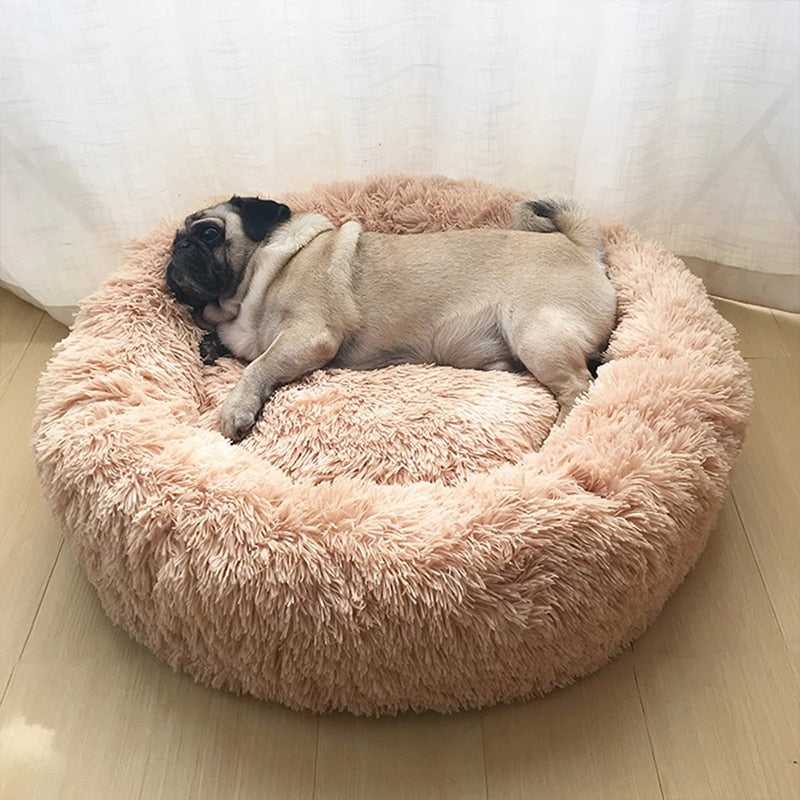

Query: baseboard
left=681, top=256, right=800, bottom=313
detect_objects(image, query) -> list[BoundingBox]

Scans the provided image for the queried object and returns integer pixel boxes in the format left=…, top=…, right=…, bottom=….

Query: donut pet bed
left=33, top=175, right=752, bottom=715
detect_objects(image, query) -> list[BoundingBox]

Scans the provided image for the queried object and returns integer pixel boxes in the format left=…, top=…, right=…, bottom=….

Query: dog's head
left=166, top=196, right=291, bottom=311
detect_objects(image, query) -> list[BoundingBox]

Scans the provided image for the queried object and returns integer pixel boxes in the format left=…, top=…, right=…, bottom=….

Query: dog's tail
left=510, top=196, right=601, bottom=255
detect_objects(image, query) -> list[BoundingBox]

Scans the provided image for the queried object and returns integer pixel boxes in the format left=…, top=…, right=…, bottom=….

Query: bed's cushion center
left=198, top=361, right=556, bottom=484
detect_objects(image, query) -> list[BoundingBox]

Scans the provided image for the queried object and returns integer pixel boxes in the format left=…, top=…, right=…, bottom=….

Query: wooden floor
left=0, top=287, right=797, bottom=800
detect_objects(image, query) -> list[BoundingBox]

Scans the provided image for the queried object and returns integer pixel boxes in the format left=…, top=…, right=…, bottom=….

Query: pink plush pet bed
left=33, top=175, right=752, bottom=715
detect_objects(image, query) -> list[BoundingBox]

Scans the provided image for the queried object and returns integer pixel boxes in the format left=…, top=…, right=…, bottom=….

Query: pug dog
left=166, top=194, right=617, bottom=441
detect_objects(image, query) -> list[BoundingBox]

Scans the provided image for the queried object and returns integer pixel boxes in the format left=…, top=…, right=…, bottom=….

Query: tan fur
left=178, top=197, right=617, bottom=440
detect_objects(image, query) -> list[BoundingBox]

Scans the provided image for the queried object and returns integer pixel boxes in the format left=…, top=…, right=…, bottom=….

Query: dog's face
left=166, top=196, right=291, bottom=311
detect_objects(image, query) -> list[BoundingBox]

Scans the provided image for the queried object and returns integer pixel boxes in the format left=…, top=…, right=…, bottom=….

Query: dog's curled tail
left=510, top=196, right=601, bottom=254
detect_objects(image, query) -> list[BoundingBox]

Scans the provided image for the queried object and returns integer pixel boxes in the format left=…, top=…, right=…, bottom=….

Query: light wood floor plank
left=482, top=652, right=662, bottom=800
left=0, top=312, right=68, bottom=692
left=0, top=312, right=67, bottom=524
left=636, top=649, right=799, bottom=800
left=712, top=297, right=789, bottom=358
left=633, top=494, right=784, bottom=657
left=315, top=710, right=486, bottom=800
left=772, top=309, right=800, bottom=358
left=0, top=659, right=157, bottom=800
left=0, top=503, right=62, bottom=695
left=0, top=289, right=44, bottom=398
left=140, top=675, right=318, bottom=800
left=730, top=357, right=800, bottom=650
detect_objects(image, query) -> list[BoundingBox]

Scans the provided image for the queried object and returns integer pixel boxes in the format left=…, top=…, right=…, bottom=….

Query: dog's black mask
left=166, top=196, right=291, bottom=313
left=166, top=233, right=233, bottom=312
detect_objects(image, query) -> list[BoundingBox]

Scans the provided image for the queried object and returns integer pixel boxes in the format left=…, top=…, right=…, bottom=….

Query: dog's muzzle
left=166, top=237, right=230, bottom=310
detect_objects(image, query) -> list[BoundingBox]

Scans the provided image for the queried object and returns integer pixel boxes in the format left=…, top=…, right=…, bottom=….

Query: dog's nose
left=175, top=239, right=190, bottom=250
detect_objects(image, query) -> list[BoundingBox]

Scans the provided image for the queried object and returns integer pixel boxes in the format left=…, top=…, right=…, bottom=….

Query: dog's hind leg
left=510, top=323, right=594, bottom=426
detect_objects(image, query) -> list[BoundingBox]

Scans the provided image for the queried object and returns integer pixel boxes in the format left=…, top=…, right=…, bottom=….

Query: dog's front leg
left=221, top=325, right=341, bottom=441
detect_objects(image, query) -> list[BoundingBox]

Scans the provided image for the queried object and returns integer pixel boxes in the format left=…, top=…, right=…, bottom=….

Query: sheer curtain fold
left=1, top=0, right=798, bottom=325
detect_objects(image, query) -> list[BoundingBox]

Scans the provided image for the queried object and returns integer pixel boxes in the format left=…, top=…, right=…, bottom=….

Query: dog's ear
left=229, top=196, right=291, bottom=241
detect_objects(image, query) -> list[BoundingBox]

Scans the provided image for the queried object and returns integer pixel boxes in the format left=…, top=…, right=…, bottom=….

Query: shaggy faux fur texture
left=32, top=174, right=753, bottom=715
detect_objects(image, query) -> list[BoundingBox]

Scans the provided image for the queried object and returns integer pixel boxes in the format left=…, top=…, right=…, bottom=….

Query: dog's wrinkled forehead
left=181, top=202, right=242, bottom=237
left=176, top=197, right=291, bottom=248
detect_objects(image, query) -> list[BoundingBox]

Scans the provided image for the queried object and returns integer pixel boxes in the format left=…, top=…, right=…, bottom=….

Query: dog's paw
left=221, top=392, right=262, bottom=441
left=221, top=407, right=258, bottom=442
left=199, top=332, right=231, bottom=366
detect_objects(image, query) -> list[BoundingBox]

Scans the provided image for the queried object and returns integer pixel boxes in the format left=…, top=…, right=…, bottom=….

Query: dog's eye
left=199, top=225, right=221, bottom=244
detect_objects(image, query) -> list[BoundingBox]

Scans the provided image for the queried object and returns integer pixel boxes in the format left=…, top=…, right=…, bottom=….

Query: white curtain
left=1, top=0, right=798, bottom=325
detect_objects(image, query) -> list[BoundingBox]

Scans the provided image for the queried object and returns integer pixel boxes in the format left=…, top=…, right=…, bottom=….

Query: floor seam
left=0, top=537, right=63, bottom=707
left=480, top=712, right=490, bottom=800
left=0, top=308, right=45, bottom=404
left=19, top=537, right=65, bottom=656
left=631, top=658, right=667, bottom=800
left=311, top=714, right=321, bottom=800
left=729, top=486, right=789, bottom=646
